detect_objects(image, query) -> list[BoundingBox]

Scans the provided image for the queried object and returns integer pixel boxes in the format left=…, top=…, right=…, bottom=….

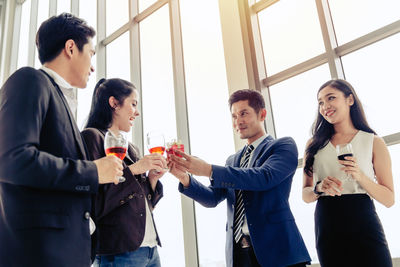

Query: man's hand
left=94, top=155, right=124, bottom=185
left=168, top=160, right=190, bottom=187
left=170, top=150, right=212, bottom=177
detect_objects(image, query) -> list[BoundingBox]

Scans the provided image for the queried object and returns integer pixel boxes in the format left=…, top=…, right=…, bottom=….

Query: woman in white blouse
left=302, top=79, right=394, bottom=267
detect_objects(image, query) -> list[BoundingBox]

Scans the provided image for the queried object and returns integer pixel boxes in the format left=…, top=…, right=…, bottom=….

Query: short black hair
left=228, top=89, right=265, bottom=113
left=36, top=13, right=96, bottom=64
left=85, top=78, right=136, bottom=130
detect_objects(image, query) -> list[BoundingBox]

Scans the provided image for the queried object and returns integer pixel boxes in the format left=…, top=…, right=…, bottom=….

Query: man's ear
left=259, top=108, right=267, bottom=120
left=65, top=39, right=75, bottom=57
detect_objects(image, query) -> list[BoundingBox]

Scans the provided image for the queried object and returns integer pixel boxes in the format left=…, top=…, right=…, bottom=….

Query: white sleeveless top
left=313, top=130, right=375, bottom=196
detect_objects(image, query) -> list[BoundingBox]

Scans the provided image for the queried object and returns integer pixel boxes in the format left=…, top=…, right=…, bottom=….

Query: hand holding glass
left=146, top=131, right=167, bottom=173
left=104, top=131, right=128, bottom=183
left=336, top=143, right=354, bottom=181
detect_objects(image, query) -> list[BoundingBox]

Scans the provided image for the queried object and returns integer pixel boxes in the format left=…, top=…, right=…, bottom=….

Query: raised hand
left=129, top=153, right=167, bottom=174
left=169, top=150, right=212, bottom=177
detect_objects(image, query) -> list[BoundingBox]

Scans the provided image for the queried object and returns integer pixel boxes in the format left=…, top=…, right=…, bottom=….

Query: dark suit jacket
left=81, top=128, right=163, bottom=255
left=179, top=135, right=311, bottom=267
left=0, top=67, right=99, bottom=267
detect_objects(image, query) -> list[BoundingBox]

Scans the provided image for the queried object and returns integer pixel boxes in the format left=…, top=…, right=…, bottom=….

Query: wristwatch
left=313, top=181, right=323, bottom=196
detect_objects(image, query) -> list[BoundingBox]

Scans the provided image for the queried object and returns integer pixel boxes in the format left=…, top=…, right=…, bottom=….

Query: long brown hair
left=303, top=79, right=376, bottom=176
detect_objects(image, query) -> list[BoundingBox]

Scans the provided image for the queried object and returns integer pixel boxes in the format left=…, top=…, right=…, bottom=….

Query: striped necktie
left=233, top=144, right=254, bottom=243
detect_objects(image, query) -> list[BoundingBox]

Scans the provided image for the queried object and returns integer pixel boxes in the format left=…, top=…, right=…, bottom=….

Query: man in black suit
left=0, top=13, right=123, bottom=267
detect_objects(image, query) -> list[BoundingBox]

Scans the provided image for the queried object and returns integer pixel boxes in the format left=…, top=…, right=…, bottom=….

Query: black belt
left=238, top=235, right=252, bottom=248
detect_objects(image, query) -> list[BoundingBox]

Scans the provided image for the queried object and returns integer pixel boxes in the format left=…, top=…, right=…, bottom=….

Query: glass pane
left=180, top=0, right=235, bottom=266
left=139, top=0, right=157, bottom=13
left=34, top=0, right=49, bottom=68
left=328, top=0, right=400, bottom=45
left=378, top=144, right=400, bottom=258
left=341, top=33, right=400, bottom=137
left=289, top=168, right=318, bottom=263
left=140, top=5, right=185, bottom=267
left=79, top=0, right=97, bottom=31
left=258, top=0, right=325, bottom=75
left=57, top=0, right=70, bottom=14
left=106, top=0, right=129, bottom=36
left=106, top=31, right=130, bottom=81
left=269, top=65, right=331, bottom=157
left=75, top=0, right=98, bottom=130
left=76, top=55, right=97, bottom=130
left=17, top=0, right=31, bottom=69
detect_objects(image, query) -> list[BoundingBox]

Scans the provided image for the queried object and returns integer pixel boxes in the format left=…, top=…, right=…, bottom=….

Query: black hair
left=304, top=79, right=376, bottom=176
left=85, top=78, right=136, bottom=130
left=228, top=89, right=265, bottom=114
left=36, top=13, right=96, bottom=64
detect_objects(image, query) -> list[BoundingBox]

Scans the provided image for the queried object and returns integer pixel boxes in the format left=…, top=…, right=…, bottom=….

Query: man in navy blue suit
left=169, top=89, right=310, bottom=267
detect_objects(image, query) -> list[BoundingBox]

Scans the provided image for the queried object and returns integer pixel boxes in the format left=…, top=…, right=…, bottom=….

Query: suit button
left=147, top=194, right=152, bottom=200
left=84, top=212, right=90, bottom=220
left=120, top=200, right=125, bottom=205
left=140, top=213, right=143, bottom=217
left=128, top=194, right=134, bottom=199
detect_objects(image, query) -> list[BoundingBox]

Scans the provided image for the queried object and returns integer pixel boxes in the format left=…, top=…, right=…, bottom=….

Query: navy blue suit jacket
left=179, top=135, right=310, bottom=267
left=0, top=67, right=98, bottom=266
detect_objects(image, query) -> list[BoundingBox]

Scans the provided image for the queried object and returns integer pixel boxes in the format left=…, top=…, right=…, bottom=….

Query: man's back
left=0, top=67, right=98, bottom=267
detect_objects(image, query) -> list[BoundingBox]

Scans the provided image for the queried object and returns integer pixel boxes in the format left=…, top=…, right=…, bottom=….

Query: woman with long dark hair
left=302, top=79, right=394, bottom=267
left=82, top=78, right=167, bottom=267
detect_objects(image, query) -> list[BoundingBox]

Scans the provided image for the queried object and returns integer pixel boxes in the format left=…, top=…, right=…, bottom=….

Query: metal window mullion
left=129, top=0, right=144, bottom=155
left=71, top=0, right=79, bottom=16
left=49, top=0, right=56, bottom=16
left=133, top=0, right=168, bottom=23
left=27, top=0, right=38, bottom=67
left=96, top=0, right=106, bottom=79
left=335, top=19, right=400, bottom=58
left=315, top=0, right=344, bottom=79
left=8, top=2, right=22, bottom=75
left=246, top=0, right=277, bottom=138
left=169, top=0, right=199, bottom=266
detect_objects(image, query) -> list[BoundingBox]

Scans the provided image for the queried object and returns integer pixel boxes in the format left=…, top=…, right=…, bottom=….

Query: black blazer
left=81, top=128, right=163, bottom=255
left=0, top=67, right=99, bottom=267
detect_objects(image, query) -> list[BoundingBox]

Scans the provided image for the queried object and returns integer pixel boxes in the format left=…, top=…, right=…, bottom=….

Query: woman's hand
left=318, top=176, right=343, bottom=196
left=339, top=155, right=365, bottom=182
left=129, top=154, right=167, bottom=175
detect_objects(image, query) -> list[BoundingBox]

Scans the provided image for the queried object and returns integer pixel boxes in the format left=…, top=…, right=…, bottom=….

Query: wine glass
left=336, top=143, right=354, bottom=181
left=146, top=131, right=167, bottom=173
left=104, top=130, right=128, bottom=183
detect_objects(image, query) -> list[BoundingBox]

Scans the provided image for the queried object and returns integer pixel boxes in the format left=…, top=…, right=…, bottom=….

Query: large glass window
left=106, top=0, right=129, bottom=36
left=77, top=0, right=98, bottom=130
left=378, top=144, right=400, bottom=258
left=269, top=65, right=331, bottom=157
left=140, top=5, right=185, bottom=267
left=139, top=0, right=157, bottom=13
left=16, top=0, right=31, bottom=69
left=180, top=0, right=235, bottom=266
left=341, top=33, right=400, bottom=137
left=328, top=0, right=400, bottom=45
left=258, top=0, right=325, bottom=75
left=106, top=31, right=130, bottom=81
left=57, top=0, right=70, bottom=14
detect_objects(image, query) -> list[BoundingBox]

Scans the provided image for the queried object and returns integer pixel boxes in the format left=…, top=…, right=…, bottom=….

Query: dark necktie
left=233, top=144, right=254, bottom=243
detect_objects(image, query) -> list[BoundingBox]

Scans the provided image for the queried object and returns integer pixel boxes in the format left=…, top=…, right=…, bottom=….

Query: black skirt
left=315, top=194, right=392, bottom=267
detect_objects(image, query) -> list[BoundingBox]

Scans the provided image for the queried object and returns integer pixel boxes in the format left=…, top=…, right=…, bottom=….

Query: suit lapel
left=40, top=70, right=88, bottom=159
left=233, top=147, right=246, bottom=167
left=248, top=135, right=273, bottom=167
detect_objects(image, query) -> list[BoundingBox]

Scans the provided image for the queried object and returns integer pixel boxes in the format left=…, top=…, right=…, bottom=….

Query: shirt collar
left=40, top=66, right=74, bottom=90
left=247, top=134, right=268, bottom=151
